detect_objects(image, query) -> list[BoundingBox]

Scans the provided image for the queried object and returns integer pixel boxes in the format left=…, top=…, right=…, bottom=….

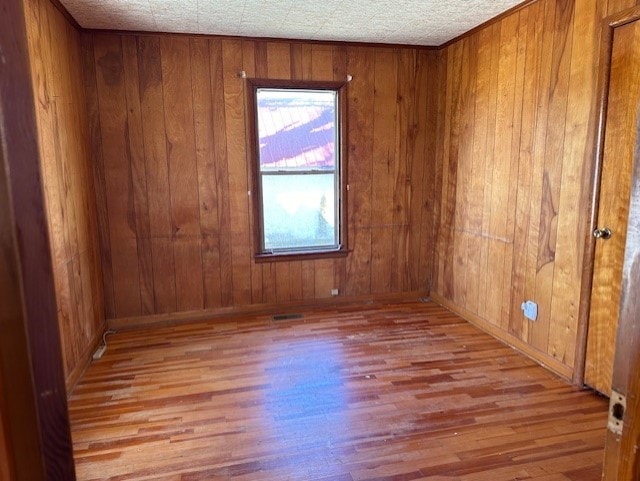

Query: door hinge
left=608, top=389, right=626, bottom=436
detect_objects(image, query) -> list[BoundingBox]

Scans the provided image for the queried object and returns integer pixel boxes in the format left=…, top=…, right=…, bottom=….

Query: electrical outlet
left=331, top=288, right=339, bottom=296
left=92, top=344, right=107, bottom=360
left=521, top=300, right=538, bottom=321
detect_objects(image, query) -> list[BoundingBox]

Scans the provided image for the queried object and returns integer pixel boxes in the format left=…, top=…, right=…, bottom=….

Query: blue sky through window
left=257, top=89, right=336, bottom=171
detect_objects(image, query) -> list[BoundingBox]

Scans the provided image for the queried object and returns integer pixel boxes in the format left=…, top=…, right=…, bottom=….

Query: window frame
left=247, top=78, right=349, bottom=263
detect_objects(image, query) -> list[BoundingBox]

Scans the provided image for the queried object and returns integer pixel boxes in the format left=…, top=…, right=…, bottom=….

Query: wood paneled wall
left=82, top=33, right=438, bottom=321
left=432, top=0, right=639, bottom=377
left=24, top=0, right=105, bottom=388
left=21, top=0, right=637, bottom=385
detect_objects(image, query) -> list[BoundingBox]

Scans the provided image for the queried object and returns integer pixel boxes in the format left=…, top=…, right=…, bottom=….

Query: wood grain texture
left=2, top=0, right=76, bottom=476
left=69, top=301, right=608, bottom=481
left=585, top=18, right=640, bottom=396
left=432, top=0, right=621, bottom=378
left=602, top=50, right=640, bottom=479
left=0, top=65, right=44, bottom=481
left=23, top=0, right=105, bottom=390
left=84, top=34, right=436, bottom=322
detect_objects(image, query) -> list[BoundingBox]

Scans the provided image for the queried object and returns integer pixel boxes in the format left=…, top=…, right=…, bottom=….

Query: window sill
left=254, top=247, right=350, bottom=263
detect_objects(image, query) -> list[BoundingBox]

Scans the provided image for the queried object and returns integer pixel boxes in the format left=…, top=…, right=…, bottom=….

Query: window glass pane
left=257, top=89, right=336, bottom=171
left=262, top=173, right=337, bottom=250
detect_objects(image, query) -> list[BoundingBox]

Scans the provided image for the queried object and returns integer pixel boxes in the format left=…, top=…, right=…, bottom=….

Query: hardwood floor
left=69, top=301, right=608, bottom=480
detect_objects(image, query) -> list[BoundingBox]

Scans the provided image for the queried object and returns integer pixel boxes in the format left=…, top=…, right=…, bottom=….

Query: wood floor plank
left=69, top=302, right=607, bottom=480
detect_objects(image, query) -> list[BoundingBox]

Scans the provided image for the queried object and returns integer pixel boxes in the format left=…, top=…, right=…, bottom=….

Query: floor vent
left=272, top=313, right=304, bottom=321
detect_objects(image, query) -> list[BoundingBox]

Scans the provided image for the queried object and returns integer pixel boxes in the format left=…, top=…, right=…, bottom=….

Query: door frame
left=0, top=0, right=76, bottom=478
left=574, top=4, right=640, bottom=479
left=575, top=5, right=640, bottom=385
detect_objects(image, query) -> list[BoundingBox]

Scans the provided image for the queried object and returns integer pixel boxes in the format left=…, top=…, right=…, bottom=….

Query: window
left=248, top=79, right=348, bottom=261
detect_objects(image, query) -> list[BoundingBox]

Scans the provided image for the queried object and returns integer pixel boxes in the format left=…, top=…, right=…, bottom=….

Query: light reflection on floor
left=261, top=338, right=351, bottom=473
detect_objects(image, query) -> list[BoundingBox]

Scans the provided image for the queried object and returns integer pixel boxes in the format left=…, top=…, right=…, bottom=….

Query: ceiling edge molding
left=439, top=0, right=538, bottom=49
left=84, top=27, right=442, bottom=50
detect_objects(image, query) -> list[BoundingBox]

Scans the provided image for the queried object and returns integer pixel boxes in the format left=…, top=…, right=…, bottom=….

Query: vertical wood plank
left=137, top=35, right=177, bottom=314
left=452, top=37, right=474, bottom=308
left=391, top=48, right=416, bottom=293
left=485, top=14, right=518, bottom=327
left=476, top=23, right=501, bottom=320
left=276, top=263, right=292, bottom=303
left=314, top=259, right=334, bottom=298
left=82, top=33, right=115, bottom=320
left=430, top=48, right=448, bottom=294
left=301, top=261, right=315, bottom=300
left=370, top=49, right=398, bottom=294
left=290, top=42, right=304, bottom=80
left=463, top=29, right=490, bottom=316
left=191, top=38, right=222, bottom=309
left=93, top=34, right=142, bottom=317
left=210, top=38, right=233, bottom=307
left=223, top=39, right=252, bottom=305
left=266, top=42, right=291, bottom=79
left=524, top=0, right=555, bottom=348
left=160, top=38, right=200, bottom=236
left=161, top=36, right=204, bottom=312
left=122, top=36, right=154, bottom=315
left=441, top=41, right=462, bottom=300
left=408, top=50, right=430, bottom=293
left=49, top=19, right=86, bottom=343
left=262, top=264, right=277, bottom=303
left=549, top=0, right=602, bottom=367
left=289, top=261, right=303, bottom=301
left=345, top=46, right=375, bottom=296
left=509, top=1, right=544, bottom=340
left=500, top=9, right=528, bottom=330
left=33, top=14, right=78, bottom=371
left=311, top=44, right=334, bottom=80
left=531, top=0, right=574, bottom=353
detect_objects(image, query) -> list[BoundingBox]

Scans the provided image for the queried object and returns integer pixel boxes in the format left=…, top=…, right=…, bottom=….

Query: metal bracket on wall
left=607, top=389, right=626, bottom=436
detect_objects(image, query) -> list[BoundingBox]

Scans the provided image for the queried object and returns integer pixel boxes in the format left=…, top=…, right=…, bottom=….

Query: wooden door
left=585, top=18, right=640, bottom=396
left=602, top=72, right=640, bottom=481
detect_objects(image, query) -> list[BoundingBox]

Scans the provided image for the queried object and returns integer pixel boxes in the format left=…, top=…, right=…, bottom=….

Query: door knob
left=593, top=227, right=612, bottom=240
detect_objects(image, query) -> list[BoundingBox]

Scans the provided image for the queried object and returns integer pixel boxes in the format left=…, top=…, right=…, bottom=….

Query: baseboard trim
left=65, top=322, right=106, bottom=395
left=108, top=291, right=430, bottom=331
left=430, top=292, right=574, bottom=381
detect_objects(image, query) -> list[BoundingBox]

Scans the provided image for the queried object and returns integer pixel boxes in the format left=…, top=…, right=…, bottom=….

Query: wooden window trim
left=246, top=78, right=349, bottom=263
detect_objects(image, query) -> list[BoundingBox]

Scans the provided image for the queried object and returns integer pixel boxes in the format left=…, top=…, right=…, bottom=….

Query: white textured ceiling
left=60, top=0, right=524, bottom=47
